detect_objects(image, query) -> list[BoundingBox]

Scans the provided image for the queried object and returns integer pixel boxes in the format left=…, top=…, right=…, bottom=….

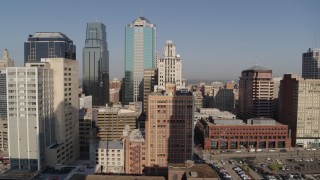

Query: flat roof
left=70, top=174, right=165, bottom=180
left=169, top=163, right=218, bottom=178
left=98, top=141, right=123, bottom=150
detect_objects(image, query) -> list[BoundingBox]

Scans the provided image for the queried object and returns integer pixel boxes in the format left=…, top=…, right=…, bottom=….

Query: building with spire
left=0, top=49, right=14, bottom=69
left=302, top=48, right=320, bottom=79
left=83, top=21, right=110, bottom=106
left=24, top=32, right=76, bottom=63
left=123, top=17, right=156, bottom=104
left=157, top=40, right=183, bottom=90
left=238, top=65, right=274, bottom=120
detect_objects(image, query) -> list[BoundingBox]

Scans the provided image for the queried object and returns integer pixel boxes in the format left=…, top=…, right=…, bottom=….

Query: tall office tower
left=123, top=17, right=156, bottom=104
left=146, top=85, right=193, bottom=167
left=40, top=58, right=79, bottom=166
left=143, top=68, right=158, bottom=113
left=7, top=65, right=55, bottom=171
left=279, top=74, right=320, bottom=147
left=83, top=22, right=109, bottom=105
left=238, top=65, right=274, bottom=120
left=24, top=32, right=76, bottom=63
left=302, top=48, right=320, bottom=79
left=157, top=40, right=183, bottom=90
left=0, top=49, right=14, bottom=153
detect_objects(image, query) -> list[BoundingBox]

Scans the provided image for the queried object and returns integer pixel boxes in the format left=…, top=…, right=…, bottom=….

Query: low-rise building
left=196, top=117, right=291, bottom=150
left=168, top=161, right=219, bottom=180
left=95, top=141, right=124, bottom=173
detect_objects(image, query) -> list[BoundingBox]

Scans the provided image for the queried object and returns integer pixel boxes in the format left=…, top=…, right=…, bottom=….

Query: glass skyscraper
left=123, top=17, right=156, bottom=104
left=83, top=21, right=109, bottom=106
left=24, top=32, right=76, bottom=63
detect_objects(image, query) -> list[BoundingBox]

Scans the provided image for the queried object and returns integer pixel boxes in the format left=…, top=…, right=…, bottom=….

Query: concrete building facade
left=7, top=65, right=55, bottom=171
left=123, top=17, right=156, bottom=104
left=238, top=65, right=274, bottom=120
left=95, top=141, right=124, bottom=173
left=146, top=85, right=194, bottom=167
left=279, top=74, right=320, bottom=147
left=38, top=58, right=79, bottom=166
left=97, top=107, right=140, bottom=141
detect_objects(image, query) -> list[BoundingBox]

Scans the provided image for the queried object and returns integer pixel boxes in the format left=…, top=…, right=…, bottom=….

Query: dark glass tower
left=24, top=32, right=76, bottom=63
left=83, top=21, right=109, bottom=106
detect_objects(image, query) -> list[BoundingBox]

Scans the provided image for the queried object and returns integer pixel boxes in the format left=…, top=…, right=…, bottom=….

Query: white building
left=79, top=94, right=92, bottom=109
left=95, top=140, right=124, bottom=173
left=157, top=40, right=183, bottom=90
left=7, top=65, right=55, bottom=171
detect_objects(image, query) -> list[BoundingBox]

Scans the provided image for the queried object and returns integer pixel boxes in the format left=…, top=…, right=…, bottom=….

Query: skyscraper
left=279, top=74, right=320, bottom=147
left=158, top=40, right=183, bottom=90
left=302, top=48, right=320, bottom=79
left=123, top=17, right=156, bottom=104
left=238, top=65, right=274, bottom=120
left=83, top=22, right=109, bottom=105
left=24, top=32, right=76, bottom=63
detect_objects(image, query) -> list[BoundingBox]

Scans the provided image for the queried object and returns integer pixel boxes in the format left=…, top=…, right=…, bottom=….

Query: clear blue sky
left=1, top=0, right=320, bottom=81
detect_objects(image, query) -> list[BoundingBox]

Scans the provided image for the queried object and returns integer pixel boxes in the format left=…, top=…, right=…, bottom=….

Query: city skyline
left=1, top=0, right=320, bottom=81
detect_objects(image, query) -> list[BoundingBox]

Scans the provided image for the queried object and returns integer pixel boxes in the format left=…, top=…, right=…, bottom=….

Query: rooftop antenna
left=95, top=17, right=99, bottom=22
left=255, top=57, right=259, bottom=66
left=140, top=9, right=144, bottom=17
left=315, top=32, right=317, bottom=48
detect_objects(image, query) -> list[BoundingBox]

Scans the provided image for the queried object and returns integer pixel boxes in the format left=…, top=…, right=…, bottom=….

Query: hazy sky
left=1, top=0, right=319, bottom=81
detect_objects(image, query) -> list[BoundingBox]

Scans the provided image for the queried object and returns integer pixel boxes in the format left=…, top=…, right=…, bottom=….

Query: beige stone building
left=38, top=58, right=79, bottom=166
left=97, top=107, right=140, bottom=141
left=279, top=74, right=320, bottom=147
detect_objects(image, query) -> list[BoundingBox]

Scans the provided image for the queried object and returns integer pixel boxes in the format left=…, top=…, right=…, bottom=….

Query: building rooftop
left=129, top=129, right=145, bottom=142
left=243, top=65, right=271, bottom=72
left=169, top=163, right=218, bottom=179
left=134, top=16, right=151, bottom=23
left=98, top=141, right=123, bottom=150
left=27, top=32, right=72, bottom=42
left=97, top=107, right=138, bottom=115
left=70, top=174, right=165, bottom=180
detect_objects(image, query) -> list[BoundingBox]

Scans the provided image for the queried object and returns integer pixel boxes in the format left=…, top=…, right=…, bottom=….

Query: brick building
left=196, top=118, right=291, bottom=150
